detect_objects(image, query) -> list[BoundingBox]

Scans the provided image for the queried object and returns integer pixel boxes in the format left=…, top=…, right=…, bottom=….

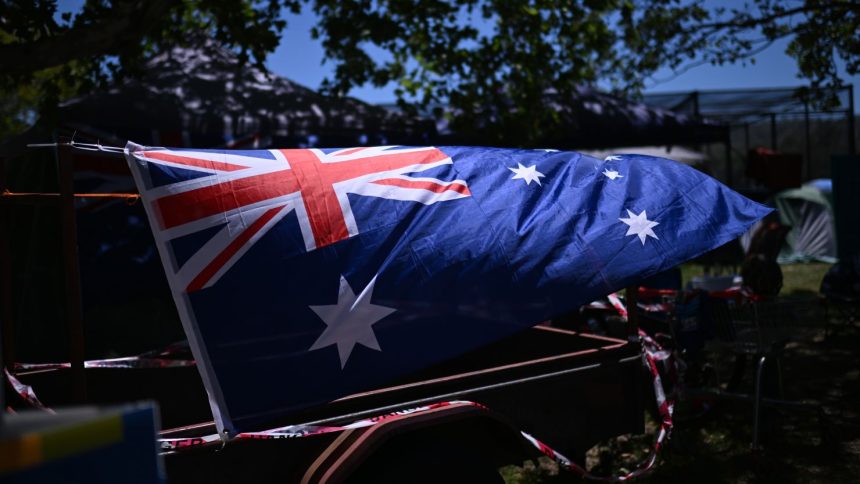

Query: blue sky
left=56, top=0, right=859, bottom=109
left=269, top=8, right=860, bottom=109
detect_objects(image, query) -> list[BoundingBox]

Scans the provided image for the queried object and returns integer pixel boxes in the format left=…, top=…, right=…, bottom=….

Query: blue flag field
left=124, top=143, right=770, bottom=435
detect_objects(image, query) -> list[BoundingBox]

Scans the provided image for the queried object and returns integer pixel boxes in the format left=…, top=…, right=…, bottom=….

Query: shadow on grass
left=503, top=295, right=860, bottom=483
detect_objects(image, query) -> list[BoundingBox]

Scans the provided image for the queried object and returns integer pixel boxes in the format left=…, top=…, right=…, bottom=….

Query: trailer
left=10, top=325, right=644, bottom=482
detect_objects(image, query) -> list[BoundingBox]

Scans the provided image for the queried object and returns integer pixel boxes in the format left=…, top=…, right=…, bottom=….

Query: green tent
left=773, top=180, right=837, bottom=263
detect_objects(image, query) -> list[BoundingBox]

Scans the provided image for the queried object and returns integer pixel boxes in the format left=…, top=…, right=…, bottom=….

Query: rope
left=2, top=189, right=139, bottom=204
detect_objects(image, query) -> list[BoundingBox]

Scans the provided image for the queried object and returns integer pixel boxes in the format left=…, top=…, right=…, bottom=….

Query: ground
left=501, top=263, right=860, bottom=483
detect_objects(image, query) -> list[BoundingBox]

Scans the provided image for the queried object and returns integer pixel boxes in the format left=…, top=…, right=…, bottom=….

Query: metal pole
left=57, top=144, right=87, bottom=402
left=752, top=355, right=767, bottom=450
left=625, top=286, right=639, bottom=343
left=770, top=113, right=778, bottom=151
left=0, top=157, right=14, bottom=371
left=692, top=92, right=703, bottom=152
left=692, top=91, right=701, bottom=118
left=804, top=101, right=812, bottom=181
left=725, top=132, right=734, bottom=187
left=848, top=85, right=856, bottom=155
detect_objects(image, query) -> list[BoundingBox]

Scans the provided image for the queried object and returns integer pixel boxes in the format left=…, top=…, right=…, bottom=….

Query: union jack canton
left=135, top=146, right=470, bottom=292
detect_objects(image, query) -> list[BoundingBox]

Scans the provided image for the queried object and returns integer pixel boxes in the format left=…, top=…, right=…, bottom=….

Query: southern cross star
left=619, top=209, right=660, bottom=245
left=508, top=162, right=546, bottom=186
left=605, top=155, right=623, bottom=161
left=602, top=168, right=623, bottom=180
left=308, top=274, right=395, bottom=368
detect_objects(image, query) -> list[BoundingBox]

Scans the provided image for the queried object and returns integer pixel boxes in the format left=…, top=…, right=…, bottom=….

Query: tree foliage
left=0, top=0, right=298, bottom=136
left=1, top=0, right=858, bottom=144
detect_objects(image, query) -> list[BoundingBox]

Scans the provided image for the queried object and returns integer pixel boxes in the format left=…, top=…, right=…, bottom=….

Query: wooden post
left=57, top=144, right=87, bottom=402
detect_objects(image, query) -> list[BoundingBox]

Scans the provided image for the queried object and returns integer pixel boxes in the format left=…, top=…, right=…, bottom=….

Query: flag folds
left=124, top=143, right=770, bottom=435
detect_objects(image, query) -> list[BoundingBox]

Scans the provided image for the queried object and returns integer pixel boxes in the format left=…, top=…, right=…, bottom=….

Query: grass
left=780, top=262, right=831, bottom=297
left=679, top=262, right=832, bottom=297
left=501, top=262, right=860, bottom=483
left=678, top=262, right=832, bottom=303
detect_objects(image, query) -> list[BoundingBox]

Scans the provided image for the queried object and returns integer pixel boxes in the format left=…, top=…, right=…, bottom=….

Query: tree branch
left=0, top=0, right=177, bottom=77
left=646, top=37, right=780, bottom=87
left=698, top=3, right=860, bottom=31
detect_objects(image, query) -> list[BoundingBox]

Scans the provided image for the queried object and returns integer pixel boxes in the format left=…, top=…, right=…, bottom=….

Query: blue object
left=1, top=404, right=163, bottom=483
left=125, top=144, right=771, bottom=434
left=805, top=178, right=832, bottom=194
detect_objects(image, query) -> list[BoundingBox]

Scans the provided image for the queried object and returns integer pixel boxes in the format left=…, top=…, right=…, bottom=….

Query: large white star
left=602, top=168, right=623, bottom=180
left=308, top=274, right=395, bottom=368
left=619, top=209, right=660, bottom=245
left=508, top=163, right=546, bottom=186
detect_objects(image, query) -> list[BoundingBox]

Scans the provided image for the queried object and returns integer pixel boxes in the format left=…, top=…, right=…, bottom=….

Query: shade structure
left=430, top=85, right=728, bottom=149
left=547, top=86, right=728, bottom=148
left=34, top=40, right=432, bottom=150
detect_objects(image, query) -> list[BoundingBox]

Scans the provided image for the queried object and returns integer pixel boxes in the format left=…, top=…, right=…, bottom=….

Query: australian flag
left=124, top=142, right=770, bottom=435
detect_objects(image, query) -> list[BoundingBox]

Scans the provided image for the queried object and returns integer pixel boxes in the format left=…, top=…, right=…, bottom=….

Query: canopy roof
left=394, top=85, right=728, bottom=149
left=643, top=85, right=854, bottom=125
left=540, top=86, right=728, bottom=148
left=2, top=40, right=434, bottom=157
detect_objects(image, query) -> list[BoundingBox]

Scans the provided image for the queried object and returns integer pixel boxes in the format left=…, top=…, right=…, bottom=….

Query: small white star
left=308, top=274, right=395, bottom=368
left=602, top=168, right=623, bottom=180
left=605, top=155, right=623, bottom=161
left=508, top=163, right=546, bottom=186
left=619, top=209, right=660, bottom=245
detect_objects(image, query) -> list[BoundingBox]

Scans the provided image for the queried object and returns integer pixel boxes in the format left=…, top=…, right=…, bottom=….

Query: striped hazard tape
left=160, top=295, right=679, bottom=481
left=6, top=301, right=679, bottom=481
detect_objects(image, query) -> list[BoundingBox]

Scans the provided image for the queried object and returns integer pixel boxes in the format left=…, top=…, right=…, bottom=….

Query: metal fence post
left=57, top=143, right=87, bottom=402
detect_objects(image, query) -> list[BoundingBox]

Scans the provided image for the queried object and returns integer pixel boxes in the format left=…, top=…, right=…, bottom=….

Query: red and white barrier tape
left=12, top=340, right=194, bottom=372
left=160, top=295, right=679, bottom=481
left=531, top=344, right=674, bottom=482
left=13, top=356, right=195, bottom=372
left=4, top=367, right=54, bottom=413
left=6, top=349, right=194, bottom=413
left=159, top=400, right=477, bottom=450
left=6, top=302, right=677, bottom=481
